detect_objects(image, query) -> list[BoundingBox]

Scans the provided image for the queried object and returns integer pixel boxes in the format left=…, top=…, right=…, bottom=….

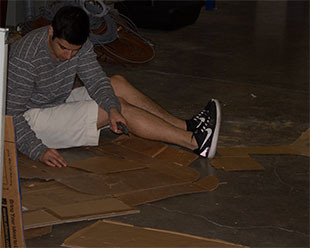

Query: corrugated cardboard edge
left=24, top=226, right=52, bottom=240
left=62, top=220, right=246, bottom=248
left=23, top=198, right=139, bottom=230
left=1, top=116, right=25, bottom=247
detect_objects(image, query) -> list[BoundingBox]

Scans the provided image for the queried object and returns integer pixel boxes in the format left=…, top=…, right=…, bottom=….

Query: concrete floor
left=26, top=1, right=309, bottom=247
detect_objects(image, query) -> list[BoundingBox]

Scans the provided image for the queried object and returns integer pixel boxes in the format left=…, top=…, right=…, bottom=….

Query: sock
left=186, top=119, right=196, bottom=131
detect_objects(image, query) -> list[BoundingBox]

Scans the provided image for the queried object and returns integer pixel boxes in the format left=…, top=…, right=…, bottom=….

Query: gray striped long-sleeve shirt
left=6, top=26, right=121, bottom=161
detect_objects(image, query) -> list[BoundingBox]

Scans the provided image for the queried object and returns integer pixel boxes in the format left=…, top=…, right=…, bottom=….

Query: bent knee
left=110, top=75, right=126, bottom=88
left=110, top=75, right=130, bottom=96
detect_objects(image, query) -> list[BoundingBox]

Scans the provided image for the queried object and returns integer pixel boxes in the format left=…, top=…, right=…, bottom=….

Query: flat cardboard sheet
left=63, top=220, right=244, bottom=248
left=21, top=180, right=139, bottom=230
left=68, top=156, right=146, bottom=174
left=1, top=116, right=25, bottom=247
left=112, top=135, right=198, bottom=166
left=289, top=129, right=310, bottom=156
left=112, top=135, right=168, bottom=157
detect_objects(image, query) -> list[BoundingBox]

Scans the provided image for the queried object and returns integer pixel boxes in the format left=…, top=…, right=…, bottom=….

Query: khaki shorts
left=24, top=87, right=101, bottom=149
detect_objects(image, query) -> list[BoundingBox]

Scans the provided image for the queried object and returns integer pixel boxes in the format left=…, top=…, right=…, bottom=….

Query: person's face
left=48, top=26, right=82, bottom=61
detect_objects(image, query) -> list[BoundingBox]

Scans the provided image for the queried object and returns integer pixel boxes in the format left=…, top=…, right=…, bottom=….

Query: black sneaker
left=186, top=100, right=213, bottom=131
left=193, top=99, right=221, bottom=158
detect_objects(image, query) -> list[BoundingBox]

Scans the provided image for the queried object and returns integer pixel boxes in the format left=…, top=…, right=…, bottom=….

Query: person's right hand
left=39, top=148, right=68, bottom=168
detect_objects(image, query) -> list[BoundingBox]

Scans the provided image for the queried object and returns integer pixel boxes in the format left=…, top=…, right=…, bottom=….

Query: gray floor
left=26, top=1, right=309, bottom=247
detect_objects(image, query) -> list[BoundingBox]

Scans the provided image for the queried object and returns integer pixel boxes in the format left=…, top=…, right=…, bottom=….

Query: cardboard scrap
left=22, top=196, right=138, bottom=230
left=1, top=116, right=25, bottom=247
left=63, top=220, right=244, bottom=248
left=23, top=210, right=60, bottom=229
left=289, top=128, right=310, bottom=156
left=217, top=129, right=309, bottom=157
left=213, top=129, right=310, bottom=171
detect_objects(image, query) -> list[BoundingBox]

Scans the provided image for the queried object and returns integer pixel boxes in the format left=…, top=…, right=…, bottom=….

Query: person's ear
left=48, top=25, right=54, bottom=37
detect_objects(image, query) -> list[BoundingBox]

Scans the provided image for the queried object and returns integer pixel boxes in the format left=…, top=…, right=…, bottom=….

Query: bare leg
left=110, top=75, right=187, bottom=130
left=96, top=98, right=197, bottom=150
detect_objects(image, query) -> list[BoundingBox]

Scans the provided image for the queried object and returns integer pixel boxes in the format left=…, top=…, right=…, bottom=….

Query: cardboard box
left=1, top=116, right=25, bottom=247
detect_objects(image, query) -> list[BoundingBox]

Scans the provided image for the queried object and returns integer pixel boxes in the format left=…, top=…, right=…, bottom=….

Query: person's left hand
left=109, top=108, right=127, bottom=134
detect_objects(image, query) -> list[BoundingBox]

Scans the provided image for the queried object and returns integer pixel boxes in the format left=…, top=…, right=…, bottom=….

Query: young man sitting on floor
left=6, top=6, right=221, bottom=168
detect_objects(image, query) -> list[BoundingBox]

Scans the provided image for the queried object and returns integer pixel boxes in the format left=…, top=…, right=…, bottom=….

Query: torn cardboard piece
left=217, top=129, right=310, bottom=157
left=63, top=220, right=244, bottom=248
left=23, top=198, right=137, bottom=230
left=289, top=128, right=310, bottom=156
left=213, top=129, right=309, bottom=171
left=20, top=179, right=139, bottom=230
left=1, top=116, right=25, bottom=247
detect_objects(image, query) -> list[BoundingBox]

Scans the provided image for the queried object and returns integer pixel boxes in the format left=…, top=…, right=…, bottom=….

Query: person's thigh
left=66, top=86, right=92, bottom=102
left=24, top=100, right=101, bottom=149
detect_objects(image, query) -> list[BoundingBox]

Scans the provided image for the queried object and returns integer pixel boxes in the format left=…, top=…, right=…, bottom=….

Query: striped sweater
left=6, top=26, right=121, bottom=161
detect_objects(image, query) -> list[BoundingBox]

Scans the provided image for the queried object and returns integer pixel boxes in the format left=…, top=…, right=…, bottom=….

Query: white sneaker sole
left=207, top=99, right=221, bottom=159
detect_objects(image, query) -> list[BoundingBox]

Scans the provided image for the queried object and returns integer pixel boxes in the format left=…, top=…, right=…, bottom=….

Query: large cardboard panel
left=1, top=116, right=25, bottom=247
left=20, top=180, right=139, bottom=230
left=112, top=135, right=198, bottom=166
left=47, top=198, right=134, bottom=219
left=87, top=142, right=200, bottom=182
left=21, top=181, right=105, bottom=210
left=112, top=135, right=168, bottom=157
left=153, top=145, right=198, bottom=166
left=68, top=156, right=146, bottom=174
left=63, top=220, right=244, bottom=248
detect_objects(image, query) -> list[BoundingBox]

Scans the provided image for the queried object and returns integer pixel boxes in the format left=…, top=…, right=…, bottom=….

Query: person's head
left=48, top=6, right=90, bottom=61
